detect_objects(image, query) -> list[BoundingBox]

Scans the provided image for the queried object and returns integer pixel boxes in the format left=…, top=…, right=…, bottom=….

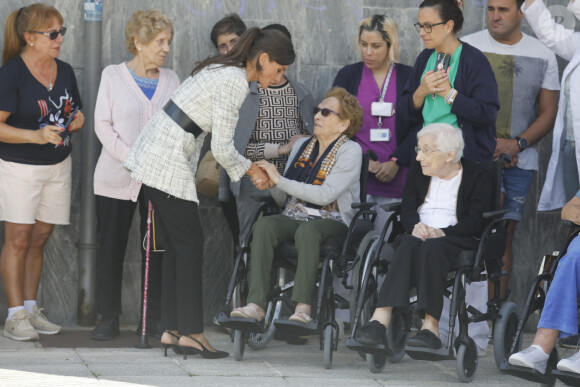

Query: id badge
left=371, top=101, right=394, bottom=117
left=370, top=128, right=390, bottom=142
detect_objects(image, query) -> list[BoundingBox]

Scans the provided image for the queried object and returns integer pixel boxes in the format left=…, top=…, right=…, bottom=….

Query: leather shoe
left=406, top=329, right=441, bottom=349
left=356, top=320, right=386, bottom=346
left=91, top=317, right=120, bottom=341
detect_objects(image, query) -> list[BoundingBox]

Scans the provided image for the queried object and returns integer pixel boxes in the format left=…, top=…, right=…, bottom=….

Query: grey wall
left=0, top=0, right=574, bottom=328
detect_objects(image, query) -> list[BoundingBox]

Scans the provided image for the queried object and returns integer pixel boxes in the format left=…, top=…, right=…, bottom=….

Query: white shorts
left=0, top=156, right=72, bottom=225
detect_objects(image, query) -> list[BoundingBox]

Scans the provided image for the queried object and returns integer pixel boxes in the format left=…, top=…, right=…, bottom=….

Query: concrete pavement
left=0, top=326, right=557, bottom=386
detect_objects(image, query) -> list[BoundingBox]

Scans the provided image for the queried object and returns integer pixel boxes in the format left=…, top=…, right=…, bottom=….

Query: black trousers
left=95, top=192, right=163, bottom=321
left=145, top=186, right=205, bottom=335
left=377, top=233, right=478, bottom=321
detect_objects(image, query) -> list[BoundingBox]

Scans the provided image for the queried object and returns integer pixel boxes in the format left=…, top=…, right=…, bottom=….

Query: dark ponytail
left=419, top=0, right=464, bottom=33
left=191, top=27, right=295, bottom=76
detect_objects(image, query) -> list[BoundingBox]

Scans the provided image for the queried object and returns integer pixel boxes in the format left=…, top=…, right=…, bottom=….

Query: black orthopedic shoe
left=406, top=329, right=441, bottom=349
left=91, top=317, right=120, bottom=341
left=356, top=320, right=386, bottom=346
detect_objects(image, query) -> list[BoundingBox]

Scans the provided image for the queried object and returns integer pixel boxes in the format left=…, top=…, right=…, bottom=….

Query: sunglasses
left=313, top=107, right=340, bottom=117
left=33, top=26, right=67, bottom=40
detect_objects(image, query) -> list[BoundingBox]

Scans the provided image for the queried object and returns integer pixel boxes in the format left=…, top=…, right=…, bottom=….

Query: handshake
left=246, top=160, right=280, bottom=190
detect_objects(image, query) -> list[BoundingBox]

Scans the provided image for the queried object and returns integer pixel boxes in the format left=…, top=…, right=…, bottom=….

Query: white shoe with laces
left=28, top=306, right=61, bottom=335
left=557, top=351, right=580, bottom=374
left=3, top=309, right=39, bottom=341
left=508, top=345, right=549, bottom=374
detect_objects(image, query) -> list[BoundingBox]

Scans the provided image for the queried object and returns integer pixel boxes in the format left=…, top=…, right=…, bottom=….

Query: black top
left=401, top=158, right=493, bottom=238
left=0, top=56, right=82, bottom=165
left=332, top=62, right=417, bottom=167
left=399, top=42, right=499, bottom=163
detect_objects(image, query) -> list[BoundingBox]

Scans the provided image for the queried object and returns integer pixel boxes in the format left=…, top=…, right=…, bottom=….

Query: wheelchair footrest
left=345, top=336, right=391, bottom=356
left=405, top=345, right=453, bottom=361
left=552, top=369, right=580, bottom=386
left=216, top=311, right=265, bottom=333
left=273, top=319, right=318, bottom=337
left=499, top=359, right=556, bottom=385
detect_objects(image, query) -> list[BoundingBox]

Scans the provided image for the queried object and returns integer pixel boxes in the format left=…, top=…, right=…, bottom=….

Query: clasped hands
left=246, top=160, right=281, bottom=190
left=412, top=222, right=445, bottom=241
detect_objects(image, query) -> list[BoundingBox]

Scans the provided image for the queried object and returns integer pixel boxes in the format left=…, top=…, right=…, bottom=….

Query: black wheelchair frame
left=499, top=224, right=580, bottom=387
left=345, top=159, right=519, bottom=382
left=215, top=150, right=378, bottom=368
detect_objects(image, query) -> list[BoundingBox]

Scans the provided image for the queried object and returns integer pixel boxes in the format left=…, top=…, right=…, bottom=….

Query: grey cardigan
left=271, top=137, right=362, bottom=226
left=218, top=77, right=315, bottom=201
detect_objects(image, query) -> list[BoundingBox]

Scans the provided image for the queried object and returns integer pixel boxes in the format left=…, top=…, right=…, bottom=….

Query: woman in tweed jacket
left=124, top=28, right=295, bottom=358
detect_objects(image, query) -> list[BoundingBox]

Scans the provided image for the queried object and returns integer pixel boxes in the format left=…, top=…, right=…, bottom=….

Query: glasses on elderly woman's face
left=414, top=21, right=445, bottom=34
left=313, top=107, right=341, bottom=118
left=415, top=146, right=441, bottom=155
left=33, top=26, right=67, bottom=40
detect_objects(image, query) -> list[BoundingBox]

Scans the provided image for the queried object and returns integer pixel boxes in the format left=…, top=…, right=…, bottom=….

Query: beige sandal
left=289, top=312, right=312, bottom=324
left=230, top=303, right=265, bottom=321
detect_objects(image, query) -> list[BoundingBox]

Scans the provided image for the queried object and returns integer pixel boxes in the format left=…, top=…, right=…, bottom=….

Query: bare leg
left=0, top=222, right=34, bottom=307
left=421, top=313, right=440, bottom=338
left=532, top=328, right=560, bottom=355
left=369, top=306, right=393, bottom=329
left=294, top=302, right=311, bottom=316
left=23, top=221, right=54, bottom=301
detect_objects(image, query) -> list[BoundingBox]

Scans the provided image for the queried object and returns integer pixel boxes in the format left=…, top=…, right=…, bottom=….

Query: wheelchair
left=345, top=158, right=520, bottom=382
left=216, top=151, right=378, bottom=368
left=499, top=223, right=580, bottom=386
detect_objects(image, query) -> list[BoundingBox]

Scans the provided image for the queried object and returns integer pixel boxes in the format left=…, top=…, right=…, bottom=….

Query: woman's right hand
left=36, top=125, right=64, bottom=145
left=413, top=70, right=449, bottom=109
left=412, top=222, right=430, bottom=241
left=247, top=162, right=273, bottom=190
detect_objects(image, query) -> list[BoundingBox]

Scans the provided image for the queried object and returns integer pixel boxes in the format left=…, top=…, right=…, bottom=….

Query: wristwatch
left=515, top=136, right=528, bottom=152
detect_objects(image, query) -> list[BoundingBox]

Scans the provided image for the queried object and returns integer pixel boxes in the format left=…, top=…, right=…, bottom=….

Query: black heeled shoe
left=161, top=331, right=183, bottom=357
left=180, top=335, right=229, bottom=359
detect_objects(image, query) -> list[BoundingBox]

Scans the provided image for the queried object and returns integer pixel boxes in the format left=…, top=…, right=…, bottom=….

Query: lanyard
left=377, top=65, right=394, bottom=127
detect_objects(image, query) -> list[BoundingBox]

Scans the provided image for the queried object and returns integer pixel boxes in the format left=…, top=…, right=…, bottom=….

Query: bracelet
left=445, top=89, right=458, bottom=105
left=390, top=156, right=400, bottom=166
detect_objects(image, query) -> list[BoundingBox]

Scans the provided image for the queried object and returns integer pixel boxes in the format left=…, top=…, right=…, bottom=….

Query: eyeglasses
left=414, top=21, right=446, bottom=33
left=313, top=107, right=341, bottom=117
left=415, top=146, right=441, bottom=155
left=33, top=26, right=67, bottom=40
left=218, top=38, right=239, bottom=54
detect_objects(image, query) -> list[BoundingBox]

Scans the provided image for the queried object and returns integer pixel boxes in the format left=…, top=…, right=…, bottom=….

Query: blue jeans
left=538, top=235, right=580, bottom=336
left=501, top=166, right=533, bottom=222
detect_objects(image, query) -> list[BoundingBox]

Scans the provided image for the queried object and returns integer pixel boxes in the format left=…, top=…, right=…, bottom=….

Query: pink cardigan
left=93, top=63, right=180, bottom=201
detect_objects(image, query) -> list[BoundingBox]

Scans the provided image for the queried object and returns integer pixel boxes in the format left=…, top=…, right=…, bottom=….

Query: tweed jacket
left=124, top=65, right=252, bottom=202
left=218, top=77, right=315, bottom=201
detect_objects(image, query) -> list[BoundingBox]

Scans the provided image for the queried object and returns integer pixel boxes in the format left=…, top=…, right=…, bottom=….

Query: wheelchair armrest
left=380, top=201, right=402, bottom=212
left=482, top=208, right=509, bottom=219
left=352, top=201, right=376, bottom=210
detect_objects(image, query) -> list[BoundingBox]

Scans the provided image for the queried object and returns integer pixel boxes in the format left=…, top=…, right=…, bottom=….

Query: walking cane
left=136, top=200, right=153, bottom=349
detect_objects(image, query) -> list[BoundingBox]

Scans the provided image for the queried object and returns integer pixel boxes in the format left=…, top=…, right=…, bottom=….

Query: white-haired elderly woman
left=356, top=123, right=493, bottom=349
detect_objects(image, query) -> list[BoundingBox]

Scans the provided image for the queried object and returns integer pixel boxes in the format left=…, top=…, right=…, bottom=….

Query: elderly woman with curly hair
left=230, top=87, right=363, bottom=324
left=91, top=10, right=179, bottom=341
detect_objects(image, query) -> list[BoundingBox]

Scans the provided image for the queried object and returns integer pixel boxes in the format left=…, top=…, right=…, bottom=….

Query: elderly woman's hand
left=69, top=110, right=85, bottom=133
left=256, top=160, right=281, bottom=185
left=412, top=222, right=430, bottom=241
left=427, top=227, right=445, bottom=239
left=247, top=163, right=272, bottom=190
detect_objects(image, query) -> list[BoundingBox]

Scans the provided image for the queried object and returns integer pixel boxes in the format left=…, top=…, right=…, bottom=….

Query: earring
left=138, top=47, right=142, bottom=51
left=30, top=42, right=34, bottom=46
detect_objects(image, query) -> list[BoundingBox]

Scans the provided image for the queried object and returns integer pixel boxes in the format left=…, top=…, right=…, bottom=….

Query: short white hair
left=417, top=123, right=464, bottom=163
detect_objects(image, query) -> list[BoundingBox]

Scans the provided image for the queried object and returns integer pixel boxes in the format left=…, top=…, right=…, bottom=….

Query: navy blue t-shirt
left=0, top=56, right=82, bottom=165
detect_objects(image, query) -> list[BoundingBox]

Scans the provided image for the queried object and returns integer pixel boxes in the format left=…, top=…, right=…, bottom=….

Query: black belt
left=163, top=100, right=203, bottom=138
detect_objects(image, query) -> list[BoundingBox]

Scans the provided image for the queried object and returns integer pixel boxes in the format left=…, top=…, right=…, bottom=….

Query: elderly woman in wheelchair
left=356, top=123, right=493, bottom=350
left=508, top=193, right=580, bottom=376
left=229, top=87, right=363, bottom=325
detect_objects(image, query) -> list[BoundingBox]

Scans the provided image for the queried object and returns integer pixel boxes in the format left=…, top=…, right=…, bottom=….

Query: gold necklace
left=23, top=54, right=53, bottom=92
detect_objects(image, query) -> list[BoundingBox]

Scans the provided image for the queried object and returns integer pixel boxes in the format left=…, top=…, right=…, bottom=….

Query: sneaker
left=559, top=335, right=580, bottom=349
left=557, top=351, right=580, bottom=374
left=3, top=309, right=39, bottom=341
left=91, top=317, right=119, bottom=341
left=29, top=306, right=62, bottom=335
left=508, top=345, right=549, bottom=374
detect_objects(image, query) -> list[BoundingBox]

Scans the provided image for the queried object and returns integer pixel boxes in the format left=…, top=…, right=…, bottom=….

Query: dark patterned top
left=244, top=80, right=309, bottom=174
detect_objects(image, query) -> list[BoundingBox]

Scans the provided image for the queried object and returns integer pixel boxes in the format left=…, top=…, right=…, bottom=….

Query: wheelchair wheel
left=349, top=232, right=381, bottom=327
left=493, top=301, right=521, bottom=368
left=456, top=337, right=478, bottom=383
left=366, top=352, right=387, bottom=374
left=386, top=308, right=407, bottom=363
left=323, top=324, right=335, bottom=369
left=233, top=329, right=245, bottom=361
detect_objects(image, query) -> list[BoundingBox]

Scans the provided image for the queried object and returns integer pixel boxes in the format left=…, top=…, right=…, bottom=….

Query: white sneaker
left=3, top=309, right=39, bottom=341
left=508, top=345, right=549, bottom=374
left=557, top=351, right=580, bottom=374
left=28, top=306, right=61, bottom=335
